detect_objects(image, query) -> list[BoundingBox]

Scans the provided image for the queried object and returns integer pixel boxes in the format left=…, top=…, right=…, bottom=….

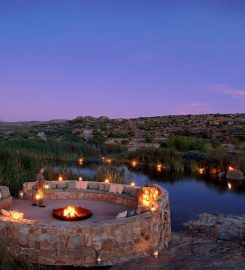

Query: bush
left=166, top=135, right=210, bottom=153
left=144, top=134, right=155, bottom=143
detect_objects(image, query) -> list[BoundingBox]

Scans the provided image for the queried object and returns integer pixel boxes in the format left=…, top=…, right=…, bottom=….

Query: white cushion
left=116, top=210, right=127, bottom=219
left=109, top=184, right=117, bottom=193
left=75, top=181, right=80, bottom=189
left=75, top=181, right=88, bottom=190
left=117, top=185, right=124, bottom=194
left=1, top=209, right=10, bottom=217
left=80, top=181, right=88, bottom=190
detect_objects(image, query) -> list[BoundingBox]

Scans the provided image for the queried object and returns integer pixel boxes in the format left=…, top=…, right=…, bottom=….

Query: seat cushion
left=109, top=184, right=117, bottom=193
left=122, top=186, right=131, bottom=195
left=116, top=210, right=127, bottom=219
left=50, top=183, right=57, bottom=189
left=75, top=181, right=88, bottom=190
left=87, top=182, right=99, bottom=190
left=104, top=183, right=110, bottom=192
left=117, top=184, right=124, bottom=194
left=67, top=181, right=76, bottom=189
left=0, top=187, right=10, bottom=199
left=56, top=182, right=67, bottom=189
left=99, top=183, right=105, bottom=191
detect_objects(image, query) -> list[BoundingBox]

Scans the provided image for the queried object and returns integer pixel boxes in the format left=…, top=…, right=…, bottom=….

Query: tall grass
left=0, top=138, right=102, bottom=195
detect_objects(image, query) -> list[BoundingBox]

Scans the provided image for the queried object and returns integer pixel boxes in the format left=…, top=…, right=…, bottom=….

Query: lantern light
left=228, top=182, right=232, bottom=190
left=35, top=193, right=42, bottom=200
left=151, top=205, right=156, bottom=212
left=131, top=160, right=137, bottom=167
left=106, top=158, right=112, bottom=164
left=198, top=168, right=205, bottom=174
left=228, top=166, right=234, bottom=171
left=11, top=211, right=24, bottom=221
left=58, top=176, right=63, bottom=181
left=153, top=249, right=159, bottom=258
left=97, top=255, right=102, bottom=264
left=79, top=176, right=83, bottom=181
left=78, top=158, right=84, bottom=165
left=130, top=182, right=136, bottom=187
left=156, top=164, right=162, bottom=172
left=19, top=191, right=24, bottom=199
left=44, top=184, right=50, bottom=189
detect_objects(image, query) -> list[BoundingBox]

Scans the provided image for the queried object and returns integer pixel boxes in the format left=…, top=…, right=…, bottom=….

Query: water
left=53, top=163, right=245, bottom=231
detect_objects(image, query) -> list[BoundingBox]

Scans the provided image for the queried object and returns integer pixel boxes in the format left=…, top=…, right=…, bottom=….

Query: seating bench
left=23, top=181, right=141, bottom=208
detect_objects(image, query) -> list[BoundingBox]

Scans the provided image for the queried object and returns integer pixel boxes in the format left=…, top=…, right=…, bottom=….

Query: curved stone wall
left=0, top=196, right=12, bottom=210
left=0, top=184, right=171, bottom=267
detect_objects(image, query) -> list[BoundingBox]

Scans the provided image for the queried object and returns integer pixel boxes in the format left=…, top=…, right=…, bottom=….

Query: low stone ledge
left=0, top=196, right=12, bottom=209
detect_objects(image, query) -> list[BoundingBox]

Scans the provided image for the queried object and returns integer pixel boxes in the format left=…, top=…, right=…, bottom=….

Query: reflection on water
left=51, top=162, right=245, bottom=231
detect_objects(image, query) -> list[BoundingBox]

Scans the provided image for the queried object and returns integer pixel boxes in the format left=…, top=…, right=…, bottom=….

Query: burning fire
left=139, top=186, right=159, bottom=207
left=63, top=206, right=78, bottom=218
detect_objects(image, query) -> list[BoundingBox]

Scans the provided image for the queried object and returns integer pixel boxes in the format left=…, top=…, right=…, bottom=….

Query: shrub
left=166, top=135, right=210, bottom=153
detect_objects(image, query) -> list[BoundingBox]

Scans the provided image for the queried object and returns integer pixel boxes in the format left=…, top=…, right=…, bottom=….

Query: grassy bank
left=0, top=136, right=244, bottom=195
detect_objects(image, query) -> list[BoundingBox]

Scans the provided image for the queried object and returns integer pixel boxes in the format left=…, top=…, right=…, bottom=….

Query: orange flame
left=63, top=206, right=78, bottom=218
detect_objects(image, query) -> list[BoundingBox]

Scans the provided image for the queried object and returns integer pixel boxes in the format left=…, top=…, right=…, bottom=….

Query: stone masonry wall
left=0, top=196, right=12, bottom=210
left=0, top=185, right=171, bottom=267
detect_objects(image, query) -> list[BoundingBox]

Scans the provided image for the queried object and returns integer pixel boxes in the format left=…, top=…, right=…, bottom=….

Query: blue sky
left=0, top=0, right=244, bottom=121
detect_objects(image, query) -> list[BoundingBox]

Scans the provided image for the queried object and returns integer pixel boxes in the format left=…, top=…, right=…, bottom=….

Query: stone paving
left=11, top=198, right=132, bottom=226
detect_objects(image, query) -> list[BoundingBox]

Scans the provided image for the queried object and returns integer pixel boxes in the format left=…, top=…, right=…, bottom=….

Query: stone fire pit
left=52, top=206, right=92, bottom=221
left=0, top=181, right=171, bottom=267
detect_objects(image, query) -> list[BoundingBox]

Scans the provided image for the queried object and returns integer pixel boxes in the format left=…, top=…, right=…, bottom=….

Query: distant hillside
left=0, top=114, right=244, bottom=151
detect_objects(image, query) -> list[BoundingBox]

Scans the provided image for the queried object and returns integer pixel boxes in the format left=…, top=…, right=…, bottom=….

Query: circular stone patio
left=11, top=198, right=132, bottom=226
left=0, top=183, right=171, bottom=267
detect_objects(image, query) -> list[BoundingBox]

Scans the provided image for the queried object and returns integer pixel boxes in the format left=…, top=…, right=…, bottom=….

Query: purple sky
left=0, top=0, right=244, bottom=121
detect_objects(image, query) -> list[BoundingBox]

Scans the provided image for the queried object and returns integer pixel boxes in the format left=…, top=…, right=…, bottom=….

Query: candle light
left=228, top=166, right=234, bottom=171
left=131, top=160, right=137, bottom=167
left=44, top=184, right=50, bottom=189
left=228, top=182, right=232, bottom=190
left=19, top=191, right=24, bottom=199
left=79, top=176, right=83, bottom=181
left=58, top=176, right=63, bottom=181
left=104, top=179, right=110, bottom=183
left=35, top=193, right=42, bottom=200
left=106, top=158, right=112, bottom=164
left=130, top=182, right=136, bottom=187
left=198, top=168, right=205, bottom=174
left=11, top=211, right=24, bottom=221
left=78, top=158, right=84, bottom=165
left=156, top=164, right=162, bottom=172
left=153, top=249, right=159, bottom=258
left=151, top=205, right=156, bottom=212
left=97, top=255, right=102, bottom=264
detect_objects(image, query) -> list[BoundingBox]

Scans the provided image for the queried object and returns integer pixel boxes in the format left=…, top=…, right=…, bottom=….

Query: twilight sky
left=0, top=0, right=245, bottom=121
